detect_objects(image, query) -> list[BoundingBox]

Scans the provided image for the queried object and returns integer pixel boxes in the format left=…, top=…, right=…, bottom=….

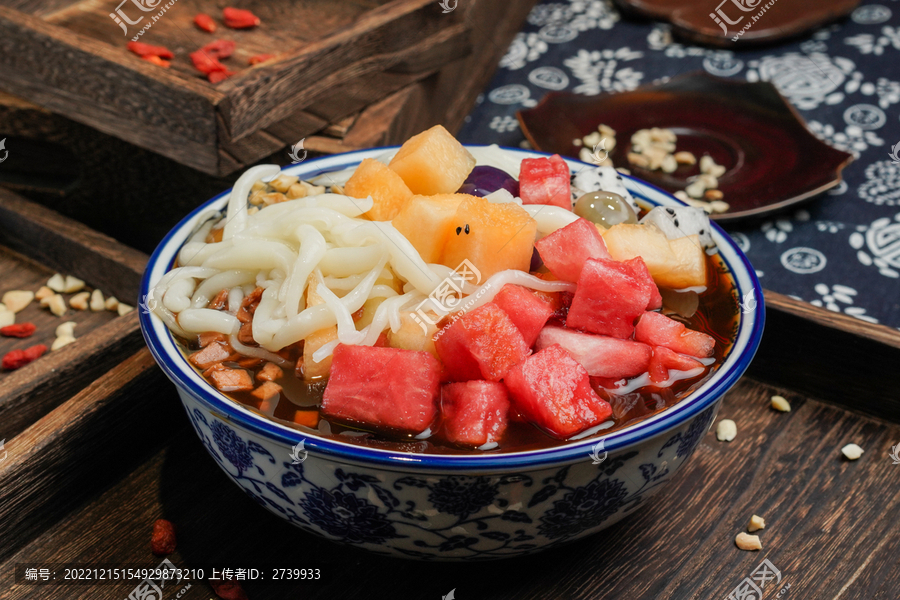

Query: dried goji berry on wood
left=194, top=13, right=217, bottom=33
left=150, top=519, right=177, bottom=556
left=190, top=50, right=228, bottom=74
left=2, top=344, right=47, bottom=370
left=248, top=54, right=275, bottom=65
left=223, top=7, right=260, bottom=29
left=209, top=578, right=249, bottom=600
left=0, top=323, right=36, bottom=338
left=201, top=39, right=236, bottom=59
left=127, top=41, right=174, bottom=59
left=207, top=70, right=236, bottom=84
left=142, top=55, right=171, bottom=68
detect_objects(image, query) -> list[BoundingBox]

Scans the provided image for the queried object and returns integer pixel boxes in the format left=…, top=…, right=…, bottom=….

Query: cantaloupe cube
left=441, top=196, right=537, bottom=280
left=344, top=158, right=413, bottom=221
left=388, top=311, right=439, bottom=359
left=388, top=125, right=476, bottom=195
left=602, top=223, right=706, bottom=289
left=392, top=193, right=469, bottom=263
left=302, top=275, right=337, bottom=380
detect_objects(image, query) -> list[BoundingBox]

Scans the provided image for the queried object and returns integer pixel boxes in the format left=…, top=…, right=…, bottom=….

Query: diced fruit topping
left=519, top=154, right=571, bottom=209
left=634, top=311, right=715, bottom=358
left=344, top=158, right=414, bottom=221
left=627, top=256, right=663, bottom=310
left=504, top=344, right=612, bottom=439
left=647, top=346, right=704, bottom=384
left=435, top=303, right=530, bottom=382
left=640, top=206, right=716, bottom=254
left=441, top=381, right=510, bottom=448
left=392, top=193, right=467, bottom=263
left=322, top=345, right=441, bottom=434
left=602, top=223, right=707, bottom=289
left=387, top=310, right=439, bottom=359
left=566, top=258, right=652, bottom=338
left=389, top=125, right=476, bottom=195
left=223, top=6, right=260, bottom=29
left=441, top=195, right=537, bottom=280
left=534, top=217, right=611, bottom=282
left=490, top=284, right=554, bottom=347
left=535, top=326, right=652, bottom=379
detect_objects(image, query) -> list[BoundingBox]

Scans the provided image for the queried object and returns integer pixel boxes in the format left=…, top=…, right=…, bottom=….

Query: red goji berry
left=222, top=7, right=260, bottom=29
left=0, top=322, right=36, bottom=338
left=207, top=70, right=236, bottom=84
left=126, top=41, right=174, bottom=59
left=248, top=53, right=275, bottom=65
left=209, top=578, right=248, bottom=600
left=194, top=13, right=217, bottom=33
left=201, top=39, right=236, bottom=59
left=190, top=50, right=227, bottom=74
left=150, top=519, right=177, bottom=556
left=142, top=55, right=171, bottom=68
left=2, top=344, right=47, bottom=370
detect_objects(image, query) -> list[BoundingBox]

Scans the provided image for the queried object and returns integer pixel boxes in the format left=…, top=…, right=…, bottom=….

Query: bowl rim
left=140, top=145, right=765, bottom=471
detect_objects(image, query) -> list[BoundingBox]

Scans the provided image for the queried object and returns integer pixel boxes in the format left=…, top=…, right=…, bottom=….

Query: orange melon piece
left=344, top=158, right=413, bottom=221
left=388, top=125, right=476, bottom=195
left=441, top=196, right=537, bottom=280
left=388, top=311, right=439, bottom=359
left=392, top=193, right=470, bottom=263
left=602, top=224, right=706, bottom=289
left=302, top=275, right=337, bottom=381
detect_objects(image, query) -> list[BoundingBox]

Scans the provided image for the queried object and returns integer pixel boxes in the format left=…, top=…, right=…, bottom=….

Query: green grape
left=574, top=191, right=638, bottom=227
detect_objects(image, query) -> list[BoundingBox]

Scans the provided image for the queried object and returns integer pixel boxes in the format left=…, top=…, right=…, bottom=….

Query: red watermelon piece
left=441, top=380, right=510, bottom=448
left=648, top=346, right=705, bottom=384
left=519, top=154, right=571, bottom=210
left=635, top=311, right=715, bottom=358
left=504, top=344, right=612, bottom=439
left=322, top=344, right=440, bottom=434
left=626, top=257, right=662, bottom=311
left=435, top=303, right=530, bottom=382
left=535, top=326, right=652, bottom=379
left=535, top=218, right=611, bottom=282
left=566, top=258, right=650, bottom=338
left=491, top=284, right=555, bottom=347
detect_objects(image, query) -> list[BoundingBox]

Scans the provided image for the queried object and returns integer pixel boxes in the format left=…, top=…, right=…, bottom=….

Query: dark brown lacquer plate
left=612, top=0, right=861, bottom=47
left=517, top=72, right=854, bottom=222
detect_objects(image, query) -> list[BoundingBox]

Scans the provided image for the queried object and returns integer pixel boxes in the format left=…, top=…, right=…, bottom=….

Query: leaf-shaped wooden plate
left=517, top=72, right=854, bottom=222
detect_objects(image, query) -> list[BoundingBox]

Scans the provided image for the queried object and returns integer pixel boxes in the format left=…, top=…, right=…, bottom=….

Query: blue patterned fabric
left=457, top=0, right=900, bottom=328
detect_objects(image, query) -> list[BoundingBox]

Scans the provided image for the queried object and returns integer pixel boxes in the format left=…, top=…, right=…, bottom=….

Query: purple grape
left=457, top=166, right=519, bottom=198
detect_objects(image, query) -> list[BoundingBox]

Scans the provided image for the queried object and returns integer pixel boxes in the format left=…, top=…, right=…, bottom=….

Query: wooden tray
left=0, top=187, right=148, bottom=442
left=0, top=0, right=534, bottom=177
left=1, top=290, right=898, bottom=599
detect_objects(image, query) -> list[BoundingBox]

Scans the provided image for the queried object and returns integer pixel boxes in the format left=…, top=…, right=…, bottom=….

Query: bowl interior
left=139, top=146, right=765, bottom=471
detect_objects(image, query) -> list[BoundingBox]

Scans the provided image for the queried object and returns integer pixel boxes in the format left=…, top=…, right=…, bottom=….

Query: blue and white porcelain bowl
left=140, top=147, right=764, bottom=560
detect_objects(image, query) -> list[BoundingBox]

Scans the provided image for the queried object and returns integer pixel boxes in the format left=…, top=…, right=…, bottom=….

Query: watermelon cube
left=566, top=258, right=651, bottom=338
left=634, top=311, right=715, bottom=358
left=322, top=344, right=440, bottom=434
left=648, top=346, right=705, bottom=384
left=440, top=381, right=510, bottom=448
left=519, top=154, right=571, bottom=209
left=491, top=284, right=554, bottom=347
left=535, top=218, right=612, bottom=283
left=535, top=326, right=652, bottom=379
left=435, top=303, right=531, bottom=382
left=504, top=344, right=612, bottom=439
left=627, top=256, right=663, bottom=311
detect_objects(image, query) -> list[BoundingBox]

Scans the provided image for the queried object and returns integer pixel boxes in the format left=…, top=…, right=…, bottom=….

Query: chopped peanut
left=90, top=289, right=105, bottom=311
left=269, top=174, right=299, bottom=193
left=257, top=362, right=283, bottom=382
left=51, top=335, right=76, bottom=351
left=35, top=286, right=54, bottom=301
left=117, top=303, right=134, bottom=316
left=286, top=184, right=308, bottom=199
left=104, top=296, right=120, bottom=311
left=716, top=419, right=737, bottom=442
left=56, top=321, right=77, bottom=338
left=704, top=189, right=724, bottom=201
left=63, top=275, right=85, bottom=293
left=735, top=532, right=761, bottom=551
left=748, top=515, right=766, bottom=532
left=47, top=273, right=67, bottom=292
left=210, top=368, right=254, bottom=392
left=41, top=294, right=67, bottom=316
left=770, top=395, right=791, bottom=412
left=674, top=151, right=696, bottom=165
left=2, top=290, right=34, bottom=313
left=842, top=443, right=864, bottom=460
left=0, top=310, right=14, bottom=328
left=190, top=342, right=231, bottom=368
left=69, top=291, right=90, bottom=310
left=251, top=381, right=282, bottom=401
left=331, top=184, right=344, bottom=195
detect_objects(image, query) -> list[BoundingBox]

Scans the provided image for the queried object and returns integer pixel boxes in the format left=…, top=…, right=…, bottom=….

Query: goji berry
left=142, top=55, right=171, bottom=68
left=126, top=41, right=174, bottom=59
left=190, top=50, right=227, bottom=74
left=209, top=578, right=248, bottom=600
left=207, top=70, right=236, bottom=84
left=150, top=519, right=177, bottom=556
left=194, top=13, right=217, bottom=33
left=248, top=53, right=275, bottom=65
left=201, top=39, right=236, bottom=59
left=222, top=7, right=260, bottom=29
left=0, top=322, right=36, bottom=338
left=2, top=344, right=47, bottom=370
